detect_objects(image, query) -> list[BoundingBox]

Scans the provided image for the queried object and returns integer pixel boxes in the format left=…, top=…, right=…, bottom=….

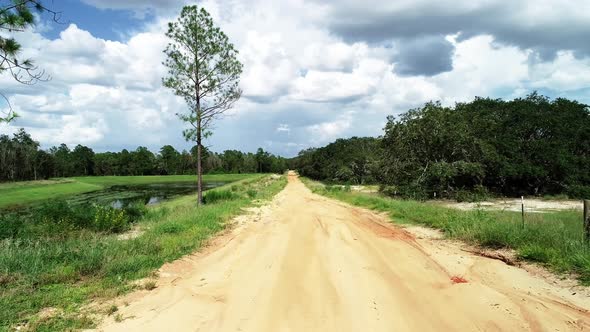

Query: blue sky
left=1, top=0, right=590, bottom=156
left=40, top=0, right=148, bottom=41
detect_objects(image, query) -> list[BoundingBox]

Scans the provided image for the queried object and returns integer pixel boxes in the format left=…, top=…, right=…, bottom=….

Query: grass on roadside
left=302, top=178, right=590, bottom=285
left=0, top=174, right=287, bottom=331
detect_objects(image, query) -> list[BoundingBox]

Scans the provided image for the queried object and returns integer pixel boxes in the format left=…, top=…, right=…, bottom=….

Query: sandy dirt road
left=98, top=172, right=590, bottom=331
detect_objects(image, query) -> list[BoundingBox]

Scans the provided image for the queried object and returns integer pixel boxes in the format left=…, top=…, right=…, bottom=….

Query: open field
left=95, top=172, right=589, bottom=331
left=0, top=174, right=260, bottom=209
left=0, top=174, right=286, bottom=331
left=302, top=178, right=590, bottom=284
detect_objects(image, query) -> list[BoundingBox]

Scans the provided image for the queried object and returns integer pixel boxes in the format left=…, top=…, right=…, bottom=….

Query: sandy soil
left=439, top=198, right=582, bottom=212
left=96, top=172, right=590, bottom=332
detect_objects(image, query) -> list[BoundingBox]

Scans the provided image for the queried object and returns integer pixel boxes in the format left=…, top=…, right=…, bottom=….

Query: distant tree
left=293, top=137, right=382, bottom=184
left=158, top=144, right=180, bottom=174
left=34, top=149, right=54, bottom=179
left=163, top=5, right=243, bottom=205
left=94, top=152, right=117, bottom=176
left=179, top=149, right=192, bottom=174
left=118, top=149, right=131, bottom=175
left=71, top=145, right=95, bottom=176
left=131, top=146, right=155, bottom=176
left=0, top=0, right=61, bottom=123
left=0, top=128, right=40, bottom=180
left=50, top=143, right=71, bottom=177
left=255, top=148, right=267, bottom=173
left=220, top=150, right=244, bottom=173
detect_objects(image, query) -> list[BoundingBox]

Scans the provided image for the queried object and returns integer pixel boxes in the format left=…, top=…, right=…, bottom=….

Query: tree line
left=0, top=128, right=287, bottom=181
left=292, top=93, right=590, bottom=199
left=291, top=137, right=382, bottom=185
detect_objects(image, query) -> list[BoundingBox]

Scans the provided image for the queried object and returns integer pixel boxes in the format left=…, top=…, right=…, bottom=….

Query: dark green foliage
left=295, top=93, right=590, bottom=199
left=380, top=93, right=590, bottom=199
left=566, top=185, right=590, bottom=199
left=123, top=201, right=148, bottom=221
left=291, top=137, right=382, bottom=184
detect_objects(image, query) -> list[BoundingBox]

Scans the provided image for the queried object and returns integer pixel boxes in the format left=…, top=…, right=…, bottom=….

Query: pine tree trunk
left=197, top=118, right=203, bottom=205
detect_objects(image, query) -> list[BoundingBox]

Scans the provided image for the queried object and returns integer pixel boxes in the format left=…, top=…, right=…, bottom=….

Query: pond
left=67, top=181, right=229, bottom=208
left=2, top=181, right=229, bottom=214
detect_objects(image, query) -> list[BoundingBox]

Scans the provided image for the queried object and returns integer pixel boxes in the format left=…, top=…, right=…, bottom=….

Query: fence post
left=584, top=200, right=590, bottom=244
left=521, top=196, right=525, bottom=229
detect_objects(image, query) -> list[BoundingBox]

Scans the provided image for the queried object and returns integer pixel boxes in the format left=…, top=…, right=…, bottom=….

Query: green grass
left=0, top=174, right=260, bottom=209
left=302, top=178, right=590, bottom=285
left=0, top=174, right=287, bottom=331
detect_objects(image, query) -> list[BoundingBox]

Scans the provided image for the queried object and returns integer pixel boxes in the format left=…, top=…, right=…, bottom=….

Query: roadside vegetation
left=0, top=174, right=287, bottom=331
left=0, top=174, right=257, bottom=209
left=292, top=94, right=590, bottom=200
left=302, top=178, right=590, bottom=285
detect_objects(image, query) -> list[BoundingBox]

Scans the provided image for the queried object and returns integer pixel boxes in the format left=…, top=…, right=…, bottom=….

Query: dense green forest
left=293, top=94, right=590, bottom=199
left=291, top=137, right=382, bottom=184
left=0, top=128, right=288, bottom=181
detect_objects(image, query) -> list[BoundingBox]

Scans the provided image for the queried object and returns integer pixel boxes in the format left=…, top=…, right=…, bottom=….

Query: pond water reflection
left=67, top=181, right=228, bottom=208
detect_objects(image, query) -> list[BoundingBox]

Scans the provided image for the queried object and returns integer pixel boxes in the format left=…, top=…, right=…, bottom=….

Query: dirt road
left=98, top=172, right=589, bottom=331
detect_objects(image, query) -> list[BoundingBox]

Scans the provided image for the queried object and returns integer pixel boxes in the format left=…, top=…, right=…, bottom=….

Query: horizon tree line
left=0, top=128, right=287, bottom=182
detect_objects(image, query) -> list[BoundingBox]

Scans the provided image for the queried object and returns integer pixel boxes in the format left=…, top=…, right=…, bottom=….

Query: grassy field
left=0, top=174, right=287, bottom=331
left=0, top=174, right=259, bottom=209
left=302, top=178, right=590, bottom=285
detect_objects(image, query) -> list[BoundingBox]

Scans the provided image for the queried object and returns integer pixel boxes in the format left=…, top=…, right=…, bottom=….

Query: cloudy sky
left=1, top=0, right=589, bottom=156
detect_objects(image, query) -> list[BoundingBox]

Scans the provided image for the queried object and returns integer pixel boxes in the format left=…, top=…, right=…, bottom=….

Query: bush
left=380, top=185, right=399, bottom=197
left=246, top=189, right=257, bottom=198
left=36, top=200, right=72, bottom=221
left=92, top=205, right=129, bottom=233
left=203, top=190, right=237, bottom=204
left=123, top=201, right=148, bottom=222
left=35, top=200, right=95, bottom=229
left=566, top=185, right=590, bottom=199
left=397, top=183, right=429, bottom=200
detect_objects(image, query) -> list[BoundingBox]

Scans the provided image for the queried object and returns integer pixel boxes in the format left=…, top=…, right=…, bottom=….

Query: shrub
left=35, top=200, right=95, bottom=229
left=566, top=185, right=590, bottom=199
left=203, top=190, right=237, bottom=204
left=123, top=201, right=148, bottom=222
left=398, top=183, right=429, bottom=200
left=246, top=189, right=257, bottom=198
left=36, top=200, right=71, bottom=221
left=92, top=205, right=129, bottom=233
left=380, top=185, right=399, bottom=197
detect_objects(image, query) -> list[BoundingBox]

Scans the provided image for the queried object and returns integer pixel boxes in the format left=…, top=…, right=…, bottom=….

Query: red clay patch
left=451, top=276, right=468, bottom=284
